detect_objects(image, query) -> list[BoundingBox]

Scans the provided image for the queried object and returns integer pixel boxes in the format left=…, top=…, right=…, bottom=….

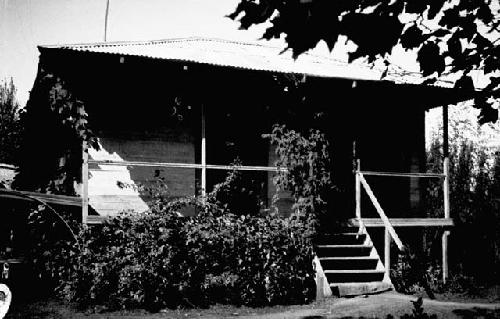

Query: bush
left=37, top=196, right=315, bottom=311
left=0, top=78, right=23, bottom=165
left=424, top=139, right=500, bottom=285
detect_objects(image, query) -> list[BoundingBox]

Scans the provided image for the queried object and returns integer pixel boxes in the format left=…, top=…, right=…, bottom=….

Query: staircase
left=315, top=226, right=393, bottom=297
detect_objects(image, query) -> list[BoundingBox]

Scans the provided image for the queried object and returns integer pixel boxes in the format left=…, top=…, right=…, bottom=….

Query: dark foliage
left=264, top=124, right=336, bottom=224
left=426, top=139, right=500, bottom=284
left=0, top=78, right=23, bottom=165
left=13, top=66, right=96, bottom=194
left=393, top=135, right=500, bottom=294
left=29, top=199, right=315, bottom=310
left=229, top=0, right=500, bottom=124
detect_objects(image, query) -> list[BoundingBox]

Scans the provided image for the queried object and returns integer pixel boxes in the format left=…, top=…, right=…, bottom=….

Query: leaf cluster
left=264, top=124, right=335, bottom=220
left=13, top=68, right=97, bottom=194
left=229, top=0, right=500, bottom=124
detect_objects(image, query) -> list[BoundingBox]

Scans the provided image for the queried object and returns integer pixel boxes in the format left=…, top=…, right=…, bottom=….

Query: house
left=12, top=37, right=473, bottom=296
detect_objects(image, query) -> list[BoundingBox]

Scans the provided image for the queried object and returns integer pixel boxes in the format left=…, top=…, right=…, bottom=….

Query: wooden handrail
left=358, top=173, right=404, bottom=251
left=88, top=160, right=288, bottom=172
left=360, top=171, right=445, bottom=178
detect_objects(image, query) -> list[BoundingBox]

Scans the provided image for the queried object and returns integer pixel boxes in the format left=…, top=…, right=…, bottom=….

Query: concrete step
left=319, top=256, right=378, bottom=270
left=330, top=281, right=393, bottom=297
left=316, top=244, right=372, bottom=257
left=324, top=269, right=385, bottom=283
left=316, top=233, right=367, bottom=245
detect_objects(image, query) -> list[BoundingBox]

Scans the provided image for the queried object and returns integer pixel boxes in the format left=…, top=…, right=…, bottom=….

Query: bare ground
left=5, top=290, right=500, bottom=319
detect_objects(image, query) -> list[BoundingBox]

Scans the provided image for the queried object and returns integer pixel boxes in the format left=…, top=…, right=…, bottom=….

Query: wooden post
left=82, top=141, right=89, bottom=224
left=385, top=227, right=391, bottom=280
left=442, top=104, right=450, bottom=283
left=104, top=0, right=110, bottom=42
left=201, top=104, right=206, bottom=198
left=355, top=159, right=361, bottom=219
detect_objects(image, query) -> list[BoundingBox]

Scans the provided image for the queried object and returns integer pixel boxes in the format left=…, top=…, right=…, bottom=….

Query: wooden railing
left=354, top=159, right=450, bottom=282
left=358, top=173, right=404, bottom=251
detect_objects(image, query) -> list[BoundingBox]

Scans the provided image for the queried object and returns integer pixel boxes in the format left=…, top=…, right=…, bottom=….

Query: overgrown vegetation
left=30, top=185, right=315, bottom=310
left=13, top=67, right=96, bottom=194
left=26, top=125, right=336, bottom=311
left=0, top=78, right=23, bottom=165
left=392, top=104, right=500, bottom=295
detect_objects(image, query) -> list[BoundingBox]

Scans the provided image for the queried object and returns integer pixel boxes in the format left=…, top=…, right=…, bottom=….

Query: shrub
left=423, top=139, right=500, bottom=285
left=0, top=78, right=23, bottom=165
left=34, top=196, right=315, bottom=311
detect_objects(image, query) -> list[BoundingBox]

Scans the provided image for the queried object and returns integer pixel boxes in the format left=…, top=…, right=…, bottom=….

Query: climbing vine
left=13, top=65, right=97, bottom=194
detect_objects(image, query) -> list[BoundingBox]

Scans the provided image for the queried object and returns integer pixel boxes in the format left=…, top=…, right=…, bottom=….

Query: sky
left=0, top=0, right=278, bottom=105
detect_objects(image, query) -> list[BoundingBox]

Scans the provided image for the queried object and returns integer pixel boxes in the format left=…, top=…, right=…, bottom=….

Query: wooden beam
left=359, top=174, right=404, bottom=250
left=350, top=218, right=454, bottom=227
left=355, top=160, right=361, bottom=219
left=443, top=105, right=449, bottom=158
left=82, top=141, right=89, bottom=224
left=201, top=103, right=206, bottom=197
left=0, top=189, right=81, bottom=207
left=361, top=171, right=445, bottom=178
left=442, top=104, right=450, bottom=283
left=442, top=230, right=450, bottom=284
left=384, top=228, right=391, bottom=280
left=87, top=160, right=287, bottom=172
left=86, top=215, right=108, bottom=225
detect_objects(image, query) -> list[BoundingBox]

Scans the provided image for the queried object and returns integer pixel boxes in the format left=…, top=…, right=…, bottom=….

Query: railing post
left=385, top=227, right=391, bottom=280
left=355, top=159, right=361, bottom=219
left=201, top=103, right=206, bottom=199
left=82, top=141, right=89, bottom=224
left=442, top=104, right=450, bottom=284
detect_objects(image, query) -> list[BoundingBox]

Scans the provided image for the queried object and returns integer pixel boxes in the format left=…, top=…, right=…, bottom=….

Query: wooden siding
left=86, top=131, right=195, bottom=216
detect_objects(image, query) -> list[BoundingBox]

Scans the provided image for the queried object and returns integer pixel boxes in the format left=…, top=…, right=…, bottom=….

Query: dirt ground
left=5, top=290, right=500, bottom=319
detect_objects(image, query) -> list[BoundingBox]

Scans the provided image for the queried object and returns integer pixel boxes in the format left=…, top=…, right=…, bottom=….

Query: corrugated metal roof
left=39, top=37, right=453, bottom=88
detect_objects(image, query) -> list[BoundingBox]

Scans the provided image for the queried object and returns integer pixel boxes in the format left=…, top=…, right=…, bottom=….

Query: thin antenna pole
left=104, top=0, right=110, bottom=42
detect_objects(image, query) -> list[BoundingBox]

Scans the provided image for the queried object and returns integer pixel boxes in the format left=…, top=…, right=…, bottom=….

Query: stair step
left=316, top=244, right=372, bottom=257
left=330, top=281, right=393, bottom=297
left=324, top=269, right=385, bottom=283
left=316, top=233, right=367, bottom=245
left=319, top=257, right=378, bottom=270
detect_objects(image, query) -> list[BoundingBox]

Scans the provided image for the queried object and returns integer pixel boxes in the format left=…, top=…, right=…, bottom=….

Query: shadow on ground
left=452, top=307, right=500, bottom=318
left=298, top=306, right=500, bottom=319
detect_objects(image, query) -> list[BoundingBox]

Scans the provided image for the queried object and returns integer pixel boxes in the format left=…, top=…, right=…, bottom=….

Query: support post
left=442, top=104, right=450, bottom=283
left=355, top=159, right=361, bottom=219
left=201, top=104, right=206, bottom=198
left=385, top=227, right=391, bottom=280
left=82, top=141, right=89, bottom=224
left=104, top=0, right=110, bottom=42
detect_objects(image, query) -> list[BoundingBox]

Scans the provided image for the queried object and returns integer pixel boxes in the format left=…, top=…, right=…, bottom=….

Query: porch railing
left=354, top=159, right=450, bottom=282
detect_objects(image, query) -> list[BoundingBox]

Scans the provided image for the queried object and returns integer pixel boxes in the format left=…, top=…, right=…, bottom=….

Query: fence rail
left=88, top=160, right=288, bottom=172
left=360, top=171, right=445, bottom=178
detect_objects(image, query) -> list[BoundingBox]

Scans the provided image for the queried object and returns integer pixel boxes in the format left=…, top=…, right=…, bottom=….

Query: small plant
left=399, top=297, right=437, bottom=319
